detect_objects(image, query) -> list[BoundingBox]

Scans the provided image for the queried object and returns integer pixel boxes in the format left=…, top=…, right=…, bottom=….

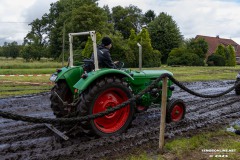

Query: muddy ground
left=0, top=80, right=239, bottom=160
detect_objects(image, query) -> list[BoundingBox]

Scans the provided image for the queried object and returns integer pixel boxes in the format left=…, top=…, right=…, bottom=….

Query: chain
left=0, top=73, right=239, bottom=125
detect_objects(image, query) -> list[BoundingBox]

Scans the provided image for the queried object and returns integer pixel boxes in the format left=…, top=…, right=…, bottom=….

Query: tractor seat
left=82, top=59, right=94, bottom=72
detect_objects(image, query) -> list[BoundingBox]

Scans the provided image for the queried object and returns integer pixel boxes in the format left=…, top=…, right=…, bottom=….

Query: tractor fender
left=54, top=66, right=84, bottom=93
left=73, top=69, right=134, bottom=93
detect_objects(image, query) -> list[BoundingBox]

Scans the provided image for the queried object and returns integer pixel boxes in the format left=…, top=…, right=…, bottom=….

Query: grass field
left=0, top=58, right=63, bottom=97
left=0, top=57, right=62, bottom=69
left=0, top=59, right=53, bottom=97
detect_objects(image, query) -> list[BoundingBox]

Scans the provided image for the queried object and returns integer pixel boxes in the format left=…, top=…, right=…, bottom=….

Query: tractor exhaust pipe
left=137, top=43, right=142, bottom=71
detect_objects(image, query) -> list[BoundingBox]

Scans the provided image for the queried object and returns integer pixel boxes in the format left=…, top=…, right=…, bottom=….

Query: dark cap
left=102, top=37, right=112, bottom=46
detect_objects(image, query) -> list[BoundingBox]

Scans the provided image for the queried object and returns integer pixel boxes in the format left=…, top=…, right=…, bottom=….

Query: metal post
left=90, top=31, right=99, bottom=70
left=159, top=77, right=168, bottom=153
left=69, top=34, right=73, bottom=67
left=62, top=22, right=65, bottom=67
left=137, top=43, right=142, bottom=71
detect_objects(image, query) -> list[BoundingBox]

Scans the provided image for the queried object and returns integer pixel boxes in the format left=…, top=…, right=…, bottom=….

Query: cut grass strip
left=164, top=129, right=240, bottom=160
left=0, top=68, right=56, bottom=75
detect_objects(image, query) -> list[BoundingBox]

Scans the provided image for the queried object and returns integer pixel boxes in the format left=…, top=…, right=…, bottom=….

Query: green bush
left=167, top=48, right=204, bottom=66
left=207, top=54, right=226, bottom=66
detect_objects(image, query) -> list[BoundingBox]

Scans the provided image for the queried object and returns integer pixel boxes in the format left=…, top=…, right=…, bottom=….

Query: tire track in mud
left=0, top=80, right=239, bottom=160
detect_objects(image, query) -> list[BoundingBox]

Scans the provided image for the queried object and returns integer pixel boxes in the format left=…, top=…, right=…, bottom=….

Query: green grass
left=122, top=129, right=240, bottom=160
left=0, top=68, right=56, bottom=75
left=0, top=75, right=50, bottom=82
left=0, top=76, right=53, bottom=98
left=163, top=129, right=240, bottom=160
left=0, top=85, right=51, bottom=97
left=0, top=57, right=63, bottom=69
left=0, top=58, right=61, bottom=98
left=157, top=66, right=240, bottom=81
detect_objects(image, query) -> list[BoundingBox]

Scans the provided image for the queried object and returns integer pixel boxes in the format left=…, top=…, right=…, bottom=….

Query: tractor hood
left=131, top=70, right=173, bottom=78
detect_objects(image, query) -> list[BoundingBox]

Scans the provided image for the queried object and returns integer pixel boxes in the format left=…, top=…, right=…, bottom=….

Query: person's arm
left=102, top=50, right=117, bottom=69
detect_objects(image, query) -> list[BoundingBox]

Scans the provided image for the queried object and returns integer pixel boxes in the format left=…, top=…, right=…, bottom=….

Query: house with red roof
left=196, top=35, right=240, bottom=64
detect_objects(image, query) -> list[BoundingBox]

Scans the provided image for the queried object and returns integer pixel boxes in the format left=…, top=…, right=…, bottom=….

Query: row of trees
left=0, top=0, right=236, bottom=66
left=1, top=0, right=183, bottom=66
left=0, top=42, right=21, bottom=59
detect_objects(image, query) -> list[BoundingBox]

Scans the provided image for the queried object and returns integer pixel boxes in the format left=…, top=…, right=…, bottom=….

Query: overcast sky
left=0, top=0, right=240, bottom=45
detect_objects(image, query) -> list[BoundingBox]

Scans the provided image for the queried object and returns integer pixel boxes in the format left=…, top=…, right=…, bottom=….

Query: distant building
left=196, top=35, right=240, bottom=64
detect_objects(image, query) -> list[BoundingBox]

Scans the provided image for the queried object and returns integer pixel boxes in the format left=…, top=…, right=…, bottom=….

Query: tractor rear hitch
left=54, top=91, right=79, bottom=107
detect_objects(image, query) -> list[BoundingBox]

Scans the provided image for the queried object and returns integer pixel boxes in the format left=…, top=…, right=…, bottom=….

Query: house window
left=236, top=57, right=240, bottom=64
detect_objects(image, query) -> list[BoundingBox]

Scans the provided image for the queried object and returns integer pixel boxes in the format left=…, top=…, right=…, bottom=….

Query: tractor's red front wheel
left=77, top=76, right=135, bottom=137
left=166, top=99, right=186, bottom=123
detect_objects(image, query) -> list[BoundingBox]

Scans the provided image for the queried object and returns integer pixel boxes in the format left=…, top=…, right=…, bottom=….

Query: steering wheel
left=115, top=61, right=124, bottom=70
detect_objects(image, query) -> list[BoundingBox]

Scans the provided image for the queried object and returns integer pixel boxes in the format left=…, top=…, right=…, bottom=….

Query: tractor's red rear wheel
left=166, top=99, right=186, bottom=123
left=92, top=88, right=130, bottom=133
left=77, top=76, right=135, bottom=137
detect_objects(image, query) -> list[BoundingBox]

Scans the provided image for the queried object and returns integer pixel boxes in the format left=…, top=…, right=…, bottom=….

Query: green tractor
left=50, top=31, right=186, bottom=137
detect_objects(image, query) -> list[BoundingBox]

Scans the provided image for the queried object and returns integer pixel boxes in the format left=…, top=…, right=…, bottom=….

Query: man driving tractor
left=91, top=37, right=117, bottom=69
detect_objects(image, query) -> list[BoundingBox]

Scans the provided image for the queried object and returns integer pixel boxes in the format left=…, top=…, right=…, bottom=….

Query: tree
left=110, top=32, right=133, bottom=66
left=186, top=38, right=208, bottom=59
left=148, top=12, right=183, bottom=64
left=137, top=28, right=161, bottom=67
left=103, top=5, right=112, bottom=23
left=167, top=48, right=204, bottom=66
left=225, top=45, right=236, bottom=66
left=207, top=54, right=226, bottom=66
left=2, top=42, right=10, bottom=58
left=212, top=44, right=236, bottom=66
left=1, top=41, right=20, bottom=59
left=81, top=32, right=102, bottom=58
left=0, top=46, right=3, bottom=57
left=142, top=10, right=156, bottom=25
left=26, top=0, right=110, bottom=59
left=112, top=5, right=143, bottom=39
left=127, top=29, right=138, bottom=67
left=8, top=42, right=20, bottom=59
left=215, top=44, right=226, bottom=59
left=21, top=44, right=43, bottom=61
left=128, top=28, right=161, bottom=67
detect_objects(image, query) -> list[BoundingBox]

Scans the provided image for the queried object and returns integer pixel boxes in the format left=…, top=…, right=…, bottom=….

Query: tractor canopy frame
left=68, top=31, right=99, bottom=70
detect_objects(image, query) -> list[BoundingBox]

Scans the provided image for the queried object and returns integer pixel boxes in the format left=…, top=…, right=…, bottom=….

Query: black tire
left=50, top=81, right=73, bottom=118
left=235, top=78, right=240, bottom=95
left=77, top=76, right=135, bottom=137
left=166, top=99, right=186, bottom=123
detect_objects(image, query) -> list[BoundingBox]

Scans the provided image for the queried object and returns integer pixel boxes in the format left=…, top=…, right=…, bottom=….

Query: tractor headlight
left=50, top=74, right=58, bottom=82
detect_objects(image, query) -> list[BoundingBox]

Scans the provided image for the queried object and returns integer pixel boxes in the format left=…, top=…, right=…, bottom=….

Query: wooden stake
left=159, top=77, right=168, bottom=153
